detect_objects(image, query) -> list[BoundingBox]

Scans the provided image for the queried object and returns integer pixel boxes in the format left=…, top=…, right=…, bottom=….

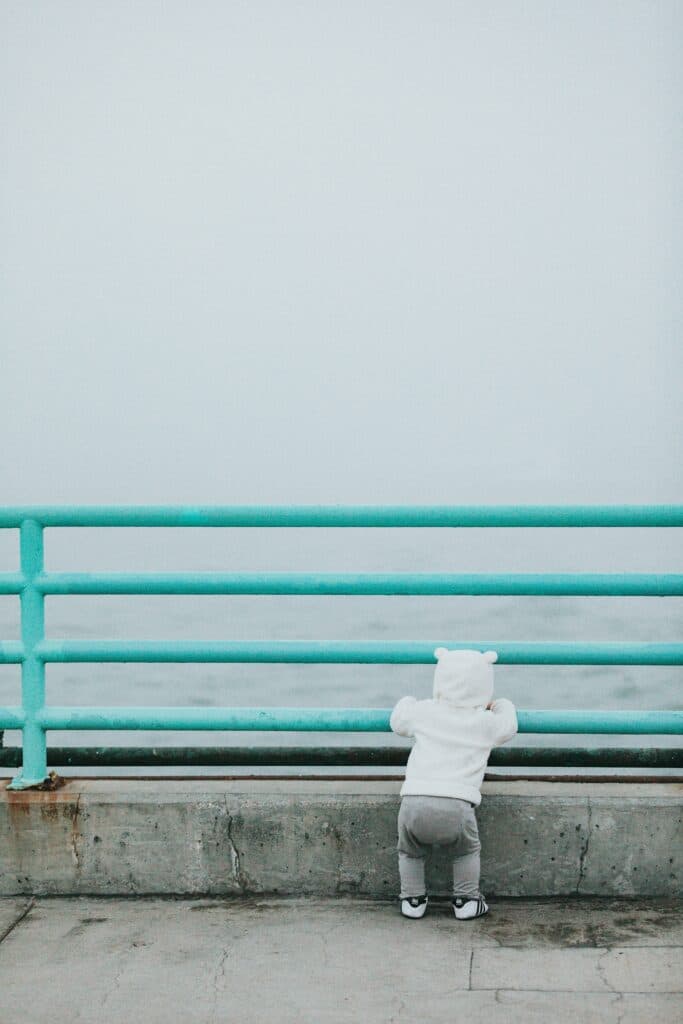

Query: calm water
left=0, top=527, right=681, bottom=754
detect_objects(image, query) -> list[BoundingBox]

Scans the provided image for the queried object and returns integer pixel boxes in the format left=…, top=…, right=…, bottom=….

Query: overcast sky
left=1, top=1, right=681, bottom=506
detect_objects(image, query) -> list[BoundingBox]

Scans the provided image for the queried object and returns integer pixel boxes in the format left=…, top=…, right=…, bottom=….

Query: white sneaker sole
left=453, top=898, right=488, bottom=920
left=401, top=899, right=428, bottom=919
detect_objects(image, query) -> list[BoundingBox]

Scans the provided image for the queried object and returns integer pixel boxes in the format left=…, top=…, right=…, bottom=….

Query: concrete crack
left=0, top=897, right=35, bottom=946
left=612, top=991, right=626, bottom=1024
left=211, top=946, right=231, bottom=1023
left=101, top=959, right=126, bottom=1008
left=595, top=948, right=616, bottom=993
left=224, top=798, right=247, bottom=893
left=468, top=949, right=474, bottom=990
left=70, top=793, right=82, bottom=870
left=577, top=797, right=592, bottom=894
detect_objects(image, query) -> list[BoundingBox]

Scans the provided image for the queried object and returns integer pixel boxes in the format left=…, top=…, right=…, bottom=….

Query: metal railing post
left=8, top=519, right=48, bottom=788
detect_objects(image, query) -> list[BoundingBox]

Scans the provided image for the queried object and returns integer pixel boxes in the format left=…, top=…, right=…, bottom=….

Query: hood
left=432, top=648, right=498, bottom=708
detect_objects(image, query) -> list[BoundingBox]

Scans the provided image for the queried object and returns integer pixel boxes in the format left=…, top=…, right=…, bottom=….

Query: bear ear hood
left=432, top=648, right=496, bottom=708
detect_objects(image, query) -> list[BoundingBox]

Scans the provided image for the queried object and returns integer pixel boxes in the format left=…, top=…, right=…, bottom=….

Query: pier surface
left=1, top=896, right=680, bottom=1022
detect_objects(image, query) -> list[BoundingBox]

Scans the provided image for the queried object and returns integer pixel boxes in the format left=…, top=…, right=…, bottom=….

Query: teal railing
left=0, top=505, right=682, bottom=788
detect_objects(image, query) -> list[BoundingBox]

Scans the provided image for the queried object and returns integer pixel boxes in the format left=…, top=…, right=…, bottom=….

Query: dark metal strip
left=1, top=745, right=682, bottom=768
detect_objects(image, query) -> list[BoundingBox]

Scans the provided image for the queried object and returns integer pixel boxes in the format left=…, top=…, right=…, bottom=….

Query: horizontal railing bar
left=1, top=505, right=683, bottom=528
left=33, top=707, right=683, bottom=733
left=3, top=704, right=681, bottom=735
left=34, top=640, right=683, bottom=664
left=0, top=574, right=23, bottom=595
left=519, top=711, right=683, bottom=733
left=36, top=707, right=389, bottom=730
left=36, top=572, right=683, bottom=596
left=0, top=644, right=24, bottom=665
left=0, top=746, right=681, bottom=769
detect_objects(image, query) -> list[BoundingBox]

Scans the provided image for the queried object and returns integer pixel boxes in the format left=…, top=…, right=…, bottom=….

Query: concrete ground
left=0, top=897, right=681, bottom=1023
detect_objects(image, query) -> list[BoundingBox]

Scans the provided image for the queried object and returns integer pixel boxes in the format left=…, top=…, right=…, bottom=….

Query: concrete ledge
left=1, top=779, right=681, bottom=897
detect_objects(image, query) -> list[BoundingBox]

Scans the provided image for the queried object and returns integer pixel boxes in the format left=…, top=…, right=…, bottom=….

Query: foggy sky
left=1, top=1, right=681, bottom=505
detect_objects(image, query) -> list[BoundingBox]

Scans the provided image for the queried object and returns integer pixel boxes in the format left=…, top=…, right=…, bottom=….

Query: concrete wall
left=1, top=779, right=681, bottom=897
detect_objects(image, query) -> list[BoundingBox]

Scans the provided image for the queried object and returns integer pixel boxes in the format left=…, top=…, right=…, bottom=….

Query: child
left=390, top=647, right=517, bottom=920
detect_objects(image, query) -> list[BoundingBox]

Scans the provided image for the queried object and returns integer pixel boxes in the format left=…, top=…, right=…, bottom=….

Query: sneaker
left=400, top=896, right=428, bottom=919
left=452, top=895, right=488, bottom=920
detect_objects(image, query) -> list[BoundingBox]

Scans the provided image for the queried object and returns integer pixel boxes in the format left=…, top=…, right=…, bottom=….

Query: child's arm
left=390, top=696, right=419, bottom=738
left=486, top=698, right=518, bottom=746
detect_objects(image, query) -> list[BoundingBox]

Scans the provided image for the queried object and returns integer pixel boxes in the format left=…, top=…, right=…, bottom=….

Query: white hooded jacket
left=390, top=648, right=518, bottom=806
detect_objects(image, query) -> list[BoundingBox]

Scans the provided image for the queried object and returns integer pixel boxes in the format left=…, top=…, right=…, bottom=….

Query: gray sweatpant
left=398, top=795, right=481, bottom=899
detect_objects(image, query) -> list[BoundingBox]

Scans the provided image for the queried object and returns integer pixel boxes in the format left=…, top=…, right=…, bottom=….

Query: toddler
left=390, top=647, right=517, bottom=920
